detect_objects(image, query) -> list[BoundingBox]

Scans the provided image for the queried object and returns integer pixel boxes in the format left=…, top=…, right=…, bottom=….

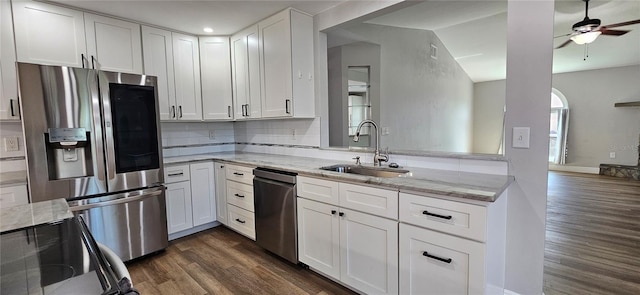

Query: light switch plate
left=512, top=127, right=530, bottom=149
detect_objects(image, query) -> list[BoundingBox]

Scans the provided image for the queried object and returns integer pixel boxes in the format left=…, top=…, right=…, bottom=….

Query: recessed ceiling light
left=203, top=27, right=214, bottom=33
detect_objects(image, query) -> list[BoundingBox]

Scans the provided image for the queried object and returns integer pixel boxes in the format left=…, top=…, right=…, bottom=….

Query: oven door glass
left=109, top=83, right=160, bottom=173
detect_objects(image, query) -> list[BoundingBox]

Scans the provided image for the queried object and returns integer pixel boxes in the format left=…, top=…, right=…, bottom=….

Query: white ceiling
left=366, top=0, right=640, bottom=82
left=50, top=0, right=639, bottom=83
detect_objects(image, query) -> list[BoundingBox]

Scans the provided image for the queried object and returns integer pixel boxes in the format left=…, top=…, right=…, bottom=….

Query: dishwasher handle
left=253, top=167, right=297, bottom=184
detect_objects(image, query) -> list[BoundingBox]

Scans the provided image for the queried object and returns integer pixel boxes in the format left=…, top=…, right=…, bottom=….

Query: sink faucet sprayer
left=353, top=119, right=389, bottom=166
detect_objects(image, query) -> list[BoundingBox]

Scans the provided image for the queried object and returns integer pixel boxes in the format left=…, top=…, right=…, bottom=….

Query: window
left=550, top=89, right=569, bottom=164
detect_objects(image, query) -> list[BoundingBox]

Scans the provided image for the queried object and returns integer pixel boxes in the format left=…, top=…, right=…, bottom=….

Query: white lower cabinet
left=399, top=223, right=485, bottom=295
left=165, top=181, right=193, bottom=234
left=214, top=162, right=228, bottom=225
left=297, top=197, right=398, bottom=295
left=297, top=197, right=340, bottom=279
left=222, top=163, right=256, bottom=240
left=164, top=162, right=217, bottom=240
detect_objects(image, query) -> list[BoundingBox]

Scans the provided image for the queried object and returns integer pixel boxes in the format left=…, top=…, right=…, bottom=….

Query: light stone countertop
left=0, top=171, right=28, bottom=187
left=0, top=198, right=73, bottom=233
left=164, top=152, right=514, bottom=202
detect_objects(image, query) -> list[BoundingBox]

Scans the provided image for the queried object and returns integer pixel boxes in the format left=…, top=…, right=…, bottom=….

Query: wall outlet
left=512, top=127, right=530, bottom=149
left=4, top=137, right=19, bottom=152
left=609, top=152, right=616, bottom=159
left=381, top=127, right=390, bottom=135
left=209, top=130, right=215, bottom=140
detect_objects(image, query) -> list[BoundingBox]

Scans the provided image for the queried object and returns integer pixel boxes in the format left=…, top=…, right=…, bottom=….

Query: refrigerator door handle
left=69, top=188, right=163, bottom=211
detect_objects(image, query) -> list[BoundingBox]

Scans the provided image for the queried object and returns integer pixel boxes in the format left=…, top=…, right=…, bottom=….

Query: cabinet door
left=259, top=9, right=292, bottom=118
left=297, top=198, right=340, bottom=280
left=214, top=162, right=228, bottom=225
left=230, top=26, right=261, bottom=119
left=12, top=1, right=86, bottom=68
left=172, top=33, right=202, bottom=120
left=399, top=223, right=485, bottom=295
left=190, top=162, right=216, bottom=226
left=165, top=181, right=193, bottom=234
left=141, top=26, right=176, bottom=121
left=84, top=13, right=143, bottom=74
left=339, top=208, right=398, bottom=295
left=200, top=36, right=233, bottom=120
left=0, top=0, right=19, bottom=120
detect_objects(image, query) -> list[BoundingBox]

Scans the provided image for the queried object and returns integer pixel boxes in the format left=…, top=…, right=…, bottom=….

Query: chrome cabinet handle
left=91, top=55, right=96, bottom=69
left=285, top=99, right=291, bottom=114
left=422, top=251, right=452, bottom=264
left=168, top=172, right=184, bottom=177
left=178, top=106, right=183, bottom=118
left=171, top=106, right=176, bottom=118
left=234, top=193, right=245, bottom=198
left=228, top=106, right=232, bottom=118
left=81, top=54, right=86, bottom=68
left=422, top=210, right=452, bottom=220
left=235, top=218, right=246, bottom=224
left=233, top=172, right=244, bottom=176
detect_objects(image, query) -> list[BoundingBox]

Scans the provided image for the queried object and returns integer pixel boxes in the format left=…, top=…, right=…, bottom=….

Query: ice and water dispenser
left=45, top=128, right=93, bottom=180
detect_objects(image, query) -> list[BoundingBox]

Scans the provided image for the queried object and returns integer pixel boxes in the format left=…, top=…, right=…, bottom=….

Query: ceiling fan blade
left=599, top=28, right=630, bottom=36
left=554, top=33, right=572, bottom=38
left=555, top=39, right=573, bottom=49
left=600, top=19, right=640, bottom=29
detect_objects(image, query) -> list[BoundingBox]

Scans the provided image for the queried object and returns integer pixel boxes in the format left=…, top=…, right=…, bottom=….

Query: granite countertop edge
left=164, top=152, right=514, bottom=203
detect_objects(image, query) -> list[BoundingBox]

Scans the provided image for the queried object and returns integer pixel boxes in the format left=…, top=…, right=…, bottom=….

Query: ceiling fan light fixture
left=570, top=31, right=601, bottom=44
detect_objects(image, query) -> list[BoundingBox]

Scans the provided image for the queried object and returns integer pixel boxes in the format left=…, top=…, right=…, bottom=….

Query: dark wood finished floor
left=544, top=171, right=640, bottom=295
left=127, top=226, right=357, bottom=295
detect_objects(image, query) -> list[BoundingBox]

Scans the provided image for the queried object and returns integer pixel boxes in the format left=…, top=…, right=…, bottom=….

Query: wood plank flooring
left=544, top=171, right=640, bottom=295
left=127, top=226, right=357, bottom=295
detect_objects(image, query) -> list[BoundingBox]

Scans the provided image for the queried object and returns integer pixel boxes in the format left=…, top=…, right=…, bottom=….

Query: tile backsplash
left=234, top=117, right=321, bottom=147
left=160, top=121, right=235, bottom=147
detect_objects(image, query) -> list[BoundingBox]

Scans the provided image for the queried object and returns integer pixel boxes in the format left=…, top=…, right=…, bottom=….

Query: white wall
left=474, top=65, right=640, bottom=167
left=328, top=23, right=474, bottom=152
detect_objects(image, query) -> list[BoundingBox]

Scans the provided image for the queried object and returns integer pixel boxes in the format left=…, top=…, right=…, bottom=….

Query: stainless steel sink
left=320, top=164, right=410, bottom=178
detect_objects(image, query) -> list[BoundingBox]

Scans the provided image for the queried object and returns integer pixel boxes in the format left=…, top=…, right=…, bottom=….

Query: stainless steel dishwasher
left=253, top=167, right=298, bottom=264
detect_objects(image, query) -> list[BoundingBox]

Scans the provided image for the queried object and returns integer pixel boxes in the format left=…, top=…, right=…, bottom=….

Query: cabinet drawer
left=399, top=193, right=487, bottom=242
left=297, top=176, right=339, bottom=205
left=227, top=204, right=255, bottom=240
left=339, top=183, right=398, bottom=219
left=164, top=164, right=191, bottom=183
left=225, top=164, right=254, bottom=185
left=399, top=223, right=484, bottom=295
left=226, top=180, right=254, bottom=212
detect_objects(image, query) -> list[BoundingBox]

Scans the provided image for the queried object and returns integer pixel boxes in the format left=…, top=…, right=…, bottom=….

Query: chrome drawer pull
left=422, top=210, right=452, bottom=220
left=168, top=172, right=184, bottom=177
left=234, top=194, right=245, bottom=198
left=235, top=218, right=246, bottom=224
left=233, top=172, right=244, bottom=176
left=423, top=251, right=452, bottom=264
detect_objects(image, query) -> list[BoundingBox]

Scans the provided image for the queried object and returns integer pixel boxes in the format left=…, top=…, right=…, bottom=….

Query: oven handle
left=69, top=188, right=163, bottom=211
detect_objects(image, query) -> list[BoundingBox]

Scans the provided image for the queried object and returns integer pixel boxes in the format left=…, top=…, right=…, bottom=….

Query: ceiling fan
left=555, top=0, right=640, bottom=49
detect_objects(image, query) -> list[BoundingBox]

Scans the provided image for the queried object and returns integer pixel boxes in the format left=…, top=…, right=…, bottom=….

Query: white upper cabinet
left=1, top=0, right=19, bottom=120
left=12, top=1, right=142, bottom=74
left=84, top=13, right=143, bottom=74
left=12, top=1, right=86, bottom=68
left=172, top=33, right=202, bottom=121
left=230, top=25, right=261, bottom=120
left=200, top=36, right=233, bottom=120
left=258, top=8, right=314, bottom=118
left=141, top=26, right=176, bottom=121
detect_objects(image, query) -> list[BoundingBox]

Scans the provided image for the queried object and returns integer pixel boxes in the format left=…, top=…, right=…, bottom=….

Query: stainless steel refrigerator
left=17, top=62, right=168, bottom=261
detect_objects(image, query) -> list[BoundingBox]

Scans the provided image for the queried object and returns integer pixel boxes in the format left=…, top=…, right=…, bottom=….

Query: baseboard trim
left=168, top=221, right=221, bottom=241
left=548, top=164, right=599, bottom=174
left=503, top=289, right=521, bottom=295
